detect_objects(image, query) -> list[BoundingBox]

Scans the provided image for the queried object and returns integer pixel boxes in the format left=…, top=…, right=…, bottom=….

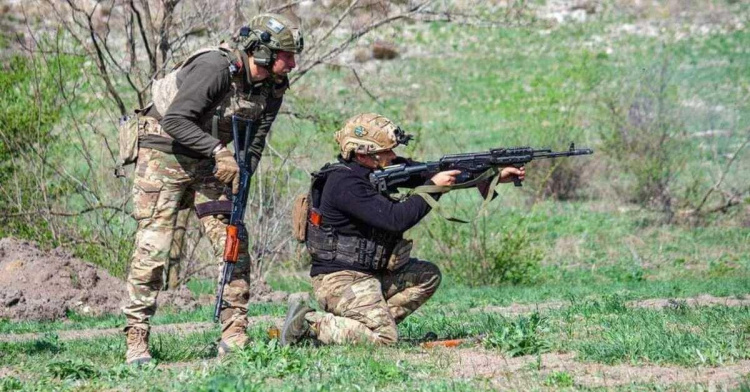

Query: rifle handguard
left=223, top=225, right=240, bottom=263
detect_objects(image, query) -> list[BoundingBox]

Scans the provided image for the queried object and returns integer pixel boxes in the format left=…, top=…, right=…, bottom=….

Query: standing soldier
left=122, top=14, right=303, bottom=364
left=280, top=113, right=525, bottom=346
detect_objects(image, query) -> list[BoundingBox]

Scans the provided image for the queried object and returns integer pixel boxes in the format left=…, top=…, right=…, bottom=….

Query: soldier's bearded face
left=272, top=51, right=296, bottom=75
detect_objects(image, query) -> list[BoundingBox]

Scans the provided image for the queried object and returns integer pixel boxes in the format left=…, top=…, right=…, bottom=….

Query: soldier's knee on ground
left=375, top=323, right=399, bottom=345
left=418, top=261, right=442, bottom=295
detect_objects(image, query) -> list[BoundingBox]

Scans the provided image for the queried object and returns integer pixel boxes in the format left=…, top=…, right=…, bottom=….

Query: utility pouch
left=194, top=200, right=233, bottom=219
left=387, top=239, right=413, bottom=271
left=291, top=193, right=309, bottom=242
left=114, top=113, right=141, bottom=178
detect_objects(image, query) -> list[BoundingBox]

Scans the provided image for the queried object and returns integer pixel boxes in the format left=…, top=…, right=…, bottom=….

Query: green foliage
left=0, top=47, right=83, bottom=242
left=567, top=294, right=628, bottom=315
left=483, top=313, right=551, bottom=357
left=423, top=212, right=543, bottom=286
left=48, top=359, right=99, bottom=380
left=544, top=371, right=574, bottom=388
left=0, top=377, right=23, bottom=392
left=229, top=340, right=310, bottom=377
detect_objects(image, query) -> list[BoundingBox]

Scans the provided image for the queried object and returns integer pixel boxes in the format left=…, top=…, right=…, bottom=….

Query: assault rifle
left=369, top=143, right=594, bottom=193
left=214, top=115, right=255, bottom=323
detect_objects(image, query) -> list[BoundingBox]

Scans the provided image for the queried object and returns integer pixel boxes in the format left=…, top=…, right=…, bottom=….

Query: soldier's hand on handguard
left=430, top=170, right=462, bottom=186
left=498, top=166, right=526, bottom=184
left=213, top=147, right=240, bottom=194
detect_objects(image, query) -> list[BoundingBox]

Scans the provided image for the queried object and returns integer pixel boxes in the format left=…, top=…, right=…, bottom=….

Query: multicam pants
left=305, top=260, right=441, bottom=345
left=122, top=147, right=251, bottom=334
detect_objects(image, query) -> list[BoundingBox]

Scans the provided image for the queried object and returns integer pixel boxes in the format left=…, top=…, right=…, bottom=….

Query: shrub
left=483, top=313, right=551, bottom=357
left=596, top=56, right=687, bottom=218
left=422, top=212, right=543, bottom=287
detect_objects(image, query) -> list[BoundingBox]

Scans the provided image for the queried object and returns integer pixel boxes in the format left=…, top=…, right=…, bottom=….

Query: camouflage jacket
left=142, top=47, right=288, bottom=174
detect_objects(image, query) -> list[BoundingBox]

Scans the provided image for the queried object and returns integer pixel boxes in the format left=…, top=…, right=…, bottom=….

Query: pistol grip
left=513, top=176, right=523, bottom=187
left=223, top=225, right=240, bottom=263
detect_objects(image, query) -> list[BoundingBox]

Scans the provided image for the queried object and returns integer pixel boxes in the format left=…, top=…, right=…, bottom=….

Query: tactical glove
left=213, top=147, right=240, bottom=194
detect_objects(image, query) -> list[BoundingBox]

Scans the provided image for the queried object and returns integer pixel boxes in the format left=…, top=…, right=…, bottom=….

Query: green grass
left=2, top=298, right=747, bottom=390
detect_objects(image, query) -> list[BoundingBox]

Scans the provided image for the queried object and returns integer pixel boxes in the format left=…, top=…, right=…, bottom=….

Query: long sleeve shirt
left=141, top=51, right=284, bottom=165
left=310, top=158, right=439, bottom=276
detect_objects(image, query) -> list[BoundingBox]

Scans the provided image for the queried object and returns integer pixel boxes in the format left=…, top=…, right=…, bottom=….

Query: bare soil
left=0, top=316, right=283, bottom=343
left=443, top=349, right=750, bottom=389
left=0, top=238, right=200, bottom=321
left=476, top=294, right=750, bottom=317
left=247, top=279, right=290, bottom=304
left=476, top=301, right=567, bottom=317
left=633, top=295, right=750, bottom=310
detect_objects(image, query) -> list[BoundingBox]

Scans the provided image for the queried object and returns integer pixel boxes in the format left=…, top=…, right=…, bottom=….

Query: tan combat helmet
left=235, top=14, right=304, bottom=54
left=335, top=113, right=413, bottom=160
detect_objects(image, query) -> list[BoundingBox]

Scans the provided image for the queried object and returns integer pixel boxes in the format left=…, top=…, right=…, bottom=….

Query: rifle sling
left=411, top=168, right=499, bottom=223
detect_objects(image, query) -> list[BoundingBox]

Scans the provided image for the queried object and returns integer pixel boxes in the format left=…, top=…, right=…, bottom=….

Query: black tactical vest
left=305, top=163, right=400, bottom=271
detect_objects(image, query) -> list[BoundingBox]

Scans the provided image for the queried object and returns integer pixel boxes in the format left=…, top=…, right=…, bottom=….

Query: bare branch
left=693, top=130, right=750, bottom=214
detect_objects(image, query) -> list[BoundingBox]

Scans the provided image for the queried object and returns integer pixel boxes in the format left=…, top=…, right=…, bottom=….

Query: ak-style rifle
left=214, top=115, right=255, bottom=323
left=369, top=143, right=594, bottom=193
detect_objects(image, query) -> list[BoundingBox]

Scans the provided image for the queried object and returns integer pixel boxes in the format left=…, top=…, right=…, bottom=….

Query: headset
left=238, top=26, right=274, bottom=68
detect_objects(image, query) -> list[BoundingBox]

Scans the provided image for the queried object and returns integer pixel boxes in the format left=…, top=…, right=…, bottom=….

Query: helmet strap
left=238, top=49, right=254, bottom=84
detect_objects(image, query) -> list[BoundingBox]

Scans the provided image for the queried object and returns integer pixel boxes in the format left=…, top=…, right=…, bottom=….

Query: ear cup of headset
left=253, top=45, right=273, bottom=67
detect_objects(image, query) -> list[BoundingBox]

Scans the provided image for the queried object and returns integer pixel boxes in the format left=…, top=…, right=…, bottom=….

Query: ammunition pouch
left=306, top=224, right=398, bottom=271
left=195, top=200, right=233, bottom=219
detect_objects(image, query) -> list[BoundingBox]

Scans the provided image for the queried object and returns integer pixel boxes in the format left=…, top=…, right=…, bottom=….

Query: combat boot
left=125, top=327, right=152, bottom=365
left=217, top=319, right=248, bottom=357
left=280, top=297, right=313, bottom=346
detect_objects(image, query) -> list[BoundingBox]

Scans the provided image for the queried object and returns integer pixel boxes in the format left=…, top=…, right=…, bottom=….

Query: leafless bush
left=597, top=56, right=687, bottom=220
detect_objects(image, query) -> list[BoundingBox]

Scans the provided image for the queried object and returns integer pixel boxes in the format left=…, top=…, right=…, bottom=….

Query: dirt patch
left=633, top=295, right=750, bottom=310
left=474, top=301, right=567, bottom=317
left=0, top=238, right=199, bottom=321
left=0, top=316, right=283, bottom=343
left=247, top=279, right=289, bottom=304
left=0, top=366, right=16, bottom=378
left=475, top=294, right=750, bottom=317
left=445, top=348, right=750, bottom=389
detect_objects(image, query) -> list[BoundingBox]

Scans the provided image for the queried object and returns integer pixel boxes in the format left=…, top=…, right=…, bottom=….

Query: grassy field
left=2, top=0, right=750, bottom=390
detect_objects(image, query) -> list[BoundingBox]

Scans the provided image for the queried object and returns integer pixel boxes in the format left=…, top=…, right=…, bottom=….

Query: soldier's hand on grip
left=213, top=147, right=240, bottom=194
left=431, top=170, right=461, bottom=186
left=498, top=166, right=525, bottom=184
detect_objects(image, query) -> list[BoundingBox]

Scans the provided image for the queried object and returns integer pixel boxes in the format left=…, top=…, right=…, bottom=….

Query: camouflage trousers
left=122, top=148, right=251, bottom=334
left=305, top=260, right=441, bottom=345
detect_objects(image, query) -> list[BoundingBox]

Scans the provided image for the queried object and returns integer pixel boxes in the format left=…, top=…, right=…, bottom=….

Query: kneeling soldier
left=281, top=113, right=525, bottom=345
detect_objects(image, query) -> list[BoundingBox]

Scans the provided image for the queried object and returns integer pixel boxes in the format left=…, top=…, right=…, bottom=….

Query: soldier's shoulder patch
left=354, top=126, right=367, bottom=137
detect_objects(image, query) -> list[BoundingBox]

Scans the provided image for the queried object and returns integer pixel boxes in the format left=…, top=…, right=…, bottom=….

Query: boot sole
left=126, top=356, right=152, bottom=365
left=281, top=301, right=310, bottom=346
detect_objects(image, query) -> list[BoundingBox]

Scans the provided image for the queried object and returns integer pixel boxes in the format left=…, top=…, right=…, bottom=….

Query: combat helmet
left=335, top=113, right=413, bottom=160
left=235, top=14, right=304, bottom=56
